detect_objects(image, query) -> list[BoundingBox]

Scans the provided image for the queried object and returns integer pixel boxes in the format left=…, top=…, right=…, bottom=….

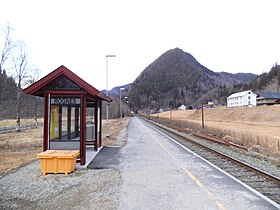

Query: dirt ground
left=154, top=106, right=280, bottom=152
left=0, top=118, right=126, bottom=174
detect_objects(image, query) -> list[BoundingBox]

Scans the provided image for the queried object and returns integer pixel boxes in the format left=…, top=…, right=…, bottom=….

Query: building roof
left=227, top=90, right=256, bottom=99
left=23, top=65, right=112, bottom=102
left=178, top=105, right=186, bottom=108
left=178, top=105, right=186, bottom=110
left=258, top=92, right=280, bottom=99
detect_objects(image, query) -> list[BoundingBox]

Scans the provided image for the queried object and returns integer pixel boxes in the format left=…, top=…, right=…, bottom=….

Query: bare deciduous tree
left=0, top=22, right=16, bottom=73
left=0, top=23, right=17, bottom=104
left=0, top=23, right=40, bottom=123
left=13, top=41, right=39, bottom=131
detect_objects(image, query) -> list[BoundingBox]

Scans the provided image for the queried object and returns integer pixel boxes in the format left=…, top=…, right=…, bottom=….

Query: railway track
left=141, top=117, right=280, bottom=205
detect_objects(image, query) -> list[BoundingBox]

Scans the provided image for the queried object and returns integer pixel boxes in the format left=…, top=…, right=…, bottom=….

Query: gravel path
left=0, top=162, right=121, bottom=209
left=0, top=118, right=129, bottom=210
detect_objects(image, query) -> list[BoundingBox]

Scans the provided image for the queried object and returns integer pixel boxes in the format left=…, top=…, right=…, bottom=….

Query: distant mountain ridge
left=101, top=84, right=130, bottom=97
left=127, top=48, right=256, bottom=111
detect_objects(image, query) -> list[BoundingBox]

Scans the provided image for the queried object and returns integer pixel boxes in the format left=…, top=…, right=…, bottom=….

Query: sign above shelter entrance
left=51, top=97, right=80, bottom=105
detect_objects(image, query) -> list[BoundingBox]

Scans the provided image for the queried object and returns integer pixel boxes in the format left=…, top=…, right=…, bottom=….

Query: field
left=152, top=105, right=280, bottom=157
left=1, top=106, right=280, bottom=174
left=0, top=118, right=126, bottom=174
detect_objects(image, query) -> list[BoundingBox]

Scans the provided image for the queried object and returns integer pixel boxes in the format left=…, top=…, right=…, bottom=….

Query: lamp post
left=124, top=96, right=128, bottom=117
left=119, top=88, right=125, bottom=119
left=105, top=54, right=116, bottom=137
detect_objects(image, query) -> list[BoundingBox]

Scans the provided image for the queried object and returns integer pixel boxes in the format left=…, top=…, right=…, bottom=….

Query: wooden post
left=80, top=94, right=86, bottom=165
left=201, top=104, right=204, bottom=129
left=99, top=100, right=102, bottom=147
left=67, top=107, right=71, bottom=139
left=43, top=94, right=49, bottom=151
left=58, top=106, right=62, bottom=140
left=94, top=99, right=98, bottom=151
left=75, top=107, right=79, bottom=137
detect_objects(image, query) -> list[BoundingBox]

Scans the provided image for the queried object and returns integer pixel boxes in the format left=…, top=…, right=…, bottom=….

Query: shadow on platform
left=87, top=146, right=121, bottom=169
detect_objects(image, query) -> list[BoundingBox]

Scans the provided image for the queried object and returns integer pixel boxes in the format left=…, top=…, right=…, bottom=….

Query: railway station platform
left=88, top=117, right=279, bottom=210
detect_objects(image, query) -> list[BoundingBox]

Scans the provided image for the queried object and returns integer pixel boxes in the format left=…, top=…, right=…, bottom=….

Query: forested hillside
left=202, top=63, right=280, bottom=105
left=250, top=63, right=280, bottom=92
left=128, top=48, right=256, bottom=111
left=0, top=70, right=43, bottom=119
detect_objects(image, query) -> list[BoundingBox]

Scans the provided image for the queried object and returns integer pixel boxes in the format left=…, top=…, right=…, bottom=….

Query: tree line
left=0, top=23, right=41, bottom=130
left=196, top=63, right=280, bottom=106
left=0, top=23, right=129, bottom=128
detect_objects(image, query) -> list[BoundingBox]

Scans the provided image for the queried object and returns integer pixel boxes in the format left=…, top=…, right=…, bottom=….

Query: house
left=227, top=90, right=257, bottom=107
left=178, top=105, right=186, bottom=110
left=256, top=92, right=280, bottom=106
left=207, top=101, right=214, bottom=108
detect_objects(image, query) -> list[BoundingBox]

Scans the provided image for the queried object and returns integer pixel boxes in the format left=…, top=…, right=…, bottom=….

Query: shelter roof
left=23, top=65, right=112, bottom=102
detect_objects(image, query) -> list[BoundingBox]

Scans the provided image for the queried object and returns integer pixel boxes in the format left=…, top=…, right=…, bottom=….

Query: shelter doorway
left=49, top=96, right=81, bottom=151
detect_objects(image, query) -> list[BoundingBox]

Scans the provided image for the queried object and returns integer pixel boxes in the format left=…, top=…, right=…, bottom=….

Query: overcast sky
left=1, top=0, right=279, bottom=90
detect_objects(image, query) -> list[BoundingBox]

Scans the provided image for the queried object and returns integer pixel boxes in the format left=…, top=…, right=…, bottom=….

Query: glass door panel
left=49, top=96, right=81, bottom=150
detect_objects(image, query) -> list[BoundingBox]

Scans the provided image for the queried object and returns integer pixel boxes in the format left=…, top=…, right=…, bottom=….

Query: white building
left=178, top=105, right=186, bottom=110
left=227, top=90, right=257, bottom=107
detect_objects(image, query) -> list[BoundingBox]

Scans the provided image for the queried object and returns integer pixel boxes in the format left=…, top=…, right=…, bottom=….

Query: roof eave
left=23, top=65, right=112, bottom=102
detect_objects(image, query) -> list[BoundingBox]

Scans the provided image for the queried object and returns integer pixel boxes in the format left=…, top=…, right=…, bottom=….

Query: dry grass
left=0, top=127, right=43, bottom=174
left=151, top=106, right=280, bottom=156
left=149, top=115, right=280, bottom=162
left=0, top=118, right=126, bottom=174
left=0, top=118, right=44, bottom=127
left=101, top=119, right=125, bottom=146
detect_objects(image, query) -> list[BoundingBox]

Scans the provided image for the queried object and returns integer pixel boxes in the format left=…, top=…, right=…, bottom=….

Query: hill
left=128, top=48, right=256, bottom=111
left=250, top=63, right=280, bottom=92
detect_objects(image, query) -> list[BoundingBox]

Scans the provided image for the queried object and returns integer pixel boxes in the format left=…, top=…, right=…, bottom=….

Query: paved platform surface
left=91, top=117, right=279, bottom=209
left=87, top=146, right=121, bottom=169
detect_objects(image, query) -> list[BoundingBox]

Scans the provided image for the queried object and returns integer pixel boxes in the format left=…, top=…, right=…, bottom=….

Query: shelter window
left=49, top=96, right=81, bottom=150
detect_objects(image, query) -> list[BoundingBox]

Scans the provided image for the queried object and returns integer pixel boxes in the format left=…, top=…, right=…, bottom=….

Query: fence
left=0, top=122, right=43, bottom=134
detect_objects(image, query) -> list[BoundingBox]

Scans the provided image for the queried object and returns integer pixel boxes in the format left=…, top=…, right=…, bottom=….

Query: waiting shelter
left=23, top=65, right=112, bottom=165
